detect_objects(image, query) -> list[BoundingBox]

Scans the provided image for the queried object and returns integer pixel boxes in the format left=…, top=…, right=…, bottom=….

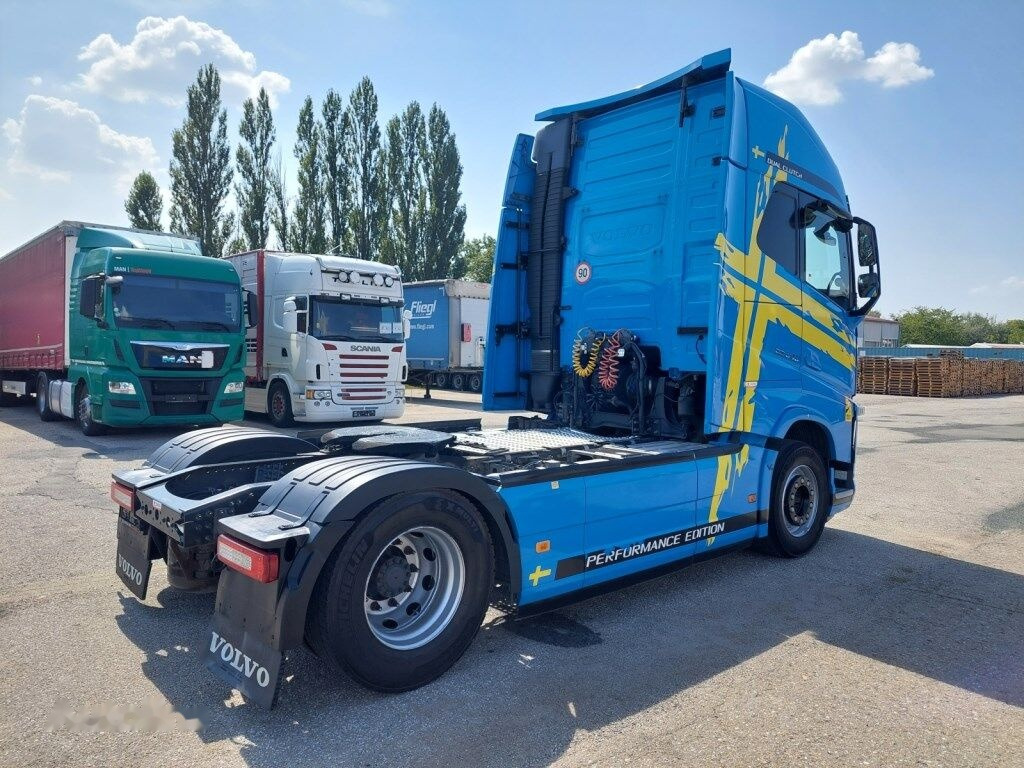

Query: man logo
left=162, top=354, right=202, bottom=365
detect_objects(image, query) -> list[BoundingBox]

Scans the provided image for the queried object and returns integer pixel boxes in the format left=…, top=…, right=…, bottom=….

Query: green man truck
left=0, top=222, right=254, bottom=434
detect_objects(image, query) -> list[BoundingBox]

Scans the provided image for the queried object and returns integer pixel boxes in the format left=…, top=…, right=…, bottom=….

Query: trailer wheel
left=75, top=382, right=106, bottom=436
left=267, top=381, right=293, bottom=428
left=468, top=373, right=482, bottom=393
left=433, top=372, right=448, bottom=389
left=36, top=373, right=57, bottom=421
left=763, top=442, right=829, bottom=557
left=451, top=373, right=466, bottom=391
left=307, top=489, right=494, bottom=692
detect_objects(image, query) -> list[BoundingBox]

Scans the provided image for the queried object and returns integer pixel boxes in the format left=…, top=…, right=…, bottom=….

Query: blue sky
left=1, top=0, right=1022, bottom=318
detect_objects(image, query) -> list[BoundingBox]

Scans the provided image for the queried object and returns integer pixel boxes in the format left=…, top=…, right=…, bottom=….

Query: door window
left=802, top=207, right=852, bottom=307
left=757, top=188, right=799, bottom=275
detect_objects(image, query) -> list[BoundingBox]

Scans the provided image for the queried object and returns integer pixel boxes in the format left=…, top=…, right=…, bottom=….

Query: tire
left=468, top=374, right=482, bottom=393
left=267, top=381, right=294, bottom=428
left=762, top=442, right=829, bottom=557
left=75, top=382, right=106, bottom=436
left=307, top=489, right=494, bottom=692
left=36, top=372, right=57, bottom=421
left=451, top=373, right=466, bottom=391
left=433, top=372, right=448, bottom=389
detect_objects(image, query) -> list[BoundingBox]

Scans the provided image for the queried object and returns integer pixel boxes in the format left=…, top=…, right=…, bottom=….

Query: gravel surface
left=1, top=391, right=1021, bottom=768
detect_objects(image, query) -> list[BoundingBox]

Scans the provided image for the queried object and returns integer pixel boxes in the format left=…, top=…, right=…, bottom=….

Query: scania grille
left=140, top=377, right=220, bottom=416
left=337, top=353, right=389, bottom=383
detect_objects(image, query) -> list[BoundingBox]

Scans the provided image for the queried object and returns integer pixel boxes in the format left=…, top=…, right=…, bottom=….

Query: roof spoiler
left=535, top=49, right=732, bottom=122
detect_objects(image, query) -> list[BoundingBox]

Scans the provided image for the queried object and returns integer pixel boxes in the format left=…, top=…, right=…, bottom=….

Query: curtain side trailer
left=110, top=50, right=880, bottom=707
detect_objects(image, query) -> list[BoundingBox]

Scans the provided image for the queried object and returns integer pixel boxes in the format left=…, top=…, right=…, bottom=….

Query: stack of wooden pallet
left=857, top=356, right=889, bottom=394
left=915, top=357, right=955, bottom=397
left=1002, top=360, right=1024, bottom=394
left=887, top=358, right=918, bottom=396
left=939, top=350, right=965, bottom=397
left=963, top=359, right=984, bottom=396
left=983, top=360, right=1007, bottom=394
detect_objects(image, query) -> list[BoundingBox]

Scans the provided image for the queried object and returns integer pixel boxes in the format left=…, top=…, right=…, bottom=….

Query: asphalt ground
left=0, top=390, right=1022, bottom=767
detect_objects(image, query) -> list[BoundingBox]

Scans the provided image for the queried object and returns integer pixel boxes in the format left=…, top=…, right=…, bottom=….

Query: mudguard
left=204, top=455, right=521, bottom=705
left=144, top=426, right=316, bottom=473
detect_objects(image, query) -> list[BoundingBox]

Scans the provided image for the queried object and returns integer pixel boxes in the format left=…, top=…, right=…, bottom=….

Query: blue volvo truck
left=109, top=50, right=880, bottom=707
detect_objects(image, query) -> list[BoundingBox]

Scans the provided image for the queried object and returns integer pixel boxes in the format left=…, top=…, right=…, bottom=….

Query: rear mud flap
left=116, top=514, right=154, bottom=600
left=203, top=613, right=283, bottom=708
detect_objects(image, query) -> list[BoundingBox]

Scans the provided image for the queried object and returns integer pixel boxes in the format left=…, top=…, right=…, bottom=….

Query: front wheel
left=267, top=381, right=294, bottom=428
left=763, top=442, right=829, bottom=557
left=75, top=382, right=106, bottom=436
left=307, top=490, right=494, bottom=692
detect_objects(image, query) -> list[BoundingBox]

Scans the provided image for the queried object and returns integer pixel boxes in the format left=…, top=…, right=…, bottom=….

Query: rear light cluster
left=216, top=535, right=279, bottom=583
left=110, top=482, right=136, bottom=511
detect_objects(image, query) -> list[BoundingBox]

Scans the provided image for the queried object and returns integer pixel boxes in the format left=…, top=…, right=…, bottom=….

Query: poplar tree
left=124, top=171, right=163, bottom=231
left=383, top=101, right=427, bottom=276
left=270, top=152, right=290, bottom=250
left=235, top=87, right=276, bottom=250
left=345, top=77, right=385, bottom=262
left=291, top=96, right=327, bottom=253
left=168, top=64, right=233, bottom=257
left=321, top=89, right=351, bottom=252
left=421, top=104, right=467, bottom=278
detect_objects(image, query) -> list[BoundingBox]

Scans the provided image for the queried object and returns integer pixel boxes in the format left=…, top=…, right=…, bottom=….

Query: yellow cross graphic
left=529, top=565, right=552, bottom=587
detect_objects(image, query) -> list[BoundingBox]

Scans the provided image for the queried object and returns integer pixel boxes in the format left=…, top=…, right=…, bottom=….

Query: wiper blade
left=184, top=320, right=232, bottom=331
left=130, top=318, right=176, bottom=329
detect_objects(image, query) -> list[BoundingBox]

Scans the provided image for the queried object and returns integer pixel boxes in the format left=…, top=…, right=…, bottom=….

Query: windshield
left=112, top=274, right=241, bottom=331
left=309, top=297, right=403, bottom=342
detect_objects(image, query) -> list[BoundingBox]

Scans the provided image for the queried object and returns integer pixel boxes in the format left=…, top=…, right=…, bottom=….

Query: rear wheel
left=267, top=381, right=293, bottom=428
left=433, top=372, right=448, bottom=389
left=307, top=490, right=493, bottom=691
left=468, top=373, right=482, bottom=393
left=451, top=373, right=466, bottom=391
left=763, top=442, right=829, bottom=557
left=36, top=373, right=57, bottom=421
left=75, top=382, right=106, bottom=436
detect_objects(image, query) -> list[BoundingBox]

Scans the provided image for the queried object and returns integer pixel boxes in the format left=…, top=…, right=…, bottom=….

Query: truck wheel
left=36, top=373, right=57, bottom=421
left=433, top=372, right=448, bottom=389
left=307, top=490, right=494, bottom=692
left=763, top=442, right=829, bottom=557
left=451, top=373, right=466, bottom=391
left=468, top=374, right=482, bottom=393
left=267, top=381, right=293, bottom=428
left=75, top=383, right=106, bottom=436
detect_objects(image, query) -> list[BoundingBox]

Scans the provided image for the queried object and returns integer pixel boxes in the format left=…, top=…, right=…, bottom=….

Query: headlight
left=372, top=273, right=384, bottom=286
left=349, top=271, right=361, bottom=283
left=384, top=275, right=394, bottom=287
left=108, top=381, right=136, bottom=395
left=224, top=381, right=245, bottom=394
left=337, top=271, right=349, bottom=282
left=305, top=388, right=332, bottom=400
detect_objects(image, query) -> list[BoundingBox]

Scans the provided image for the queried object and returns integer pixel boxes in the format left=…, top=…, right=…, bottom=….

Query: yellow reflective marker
left=535, top=540, right=551, bottom=554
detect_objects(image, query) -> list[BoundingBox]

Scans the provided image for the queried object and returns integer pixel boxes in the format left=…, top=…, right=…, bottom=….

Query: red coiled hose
left=598, top=332, right=622, bottom=390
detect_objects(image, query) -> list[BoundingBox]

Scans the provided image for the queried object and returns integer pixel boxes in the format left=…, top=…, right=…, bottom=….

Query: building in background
left=857, top=316, right=900, bottom=348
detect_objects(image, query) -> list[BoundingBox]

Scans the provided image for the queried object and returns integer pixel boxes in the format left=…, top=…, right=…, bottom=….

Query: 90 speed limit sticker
left=574, top=261, right=592, bottom=285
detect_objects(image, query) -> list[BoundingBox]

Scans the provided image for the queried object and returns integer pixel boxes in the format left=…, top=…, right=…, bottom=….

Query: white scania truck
left=226, top=250, right=408, bottom=427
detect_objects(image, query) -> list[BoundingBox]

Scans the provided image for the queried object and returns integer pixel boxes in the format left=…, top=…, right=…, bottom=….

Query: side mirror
left=282, top=298, right=298, bottom=334
left=105, top=275, right=123, bottom=288
left=403, top=309, right=412, bottom=340
left=244, top=290, right=259, bottom=330
left=857, top=273, right=880, bottom=300
left=854, top=218, right=878, bottom=267
left=78, top=276, right=105, bottom=323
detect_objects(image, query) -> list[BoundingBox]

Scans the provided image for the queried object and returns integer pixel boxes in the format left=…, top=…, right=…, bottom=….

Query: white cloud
left=764, top=31, right=934, bottom=106
left=2, top=95, right=158, bottom=189
left=26, top=75, right=42, bottom=87
left=0, top=186, right=10, bottom=201
left=76, top=16, right=290, bottom=107
left=1000, top=276, right=1024, bottom=291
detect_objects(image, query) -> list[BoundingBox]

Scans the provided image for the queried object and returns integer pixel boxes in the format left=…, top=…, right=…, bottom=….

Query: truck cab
left=227, top=250, right=407, bottom=426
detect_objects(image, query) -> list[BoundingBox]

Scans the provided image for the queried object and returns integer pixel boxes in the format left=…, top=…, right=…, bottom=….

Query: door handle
left=806, top=352, right=822, bottom=371
left=281, top=348, right=288, bottom=358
